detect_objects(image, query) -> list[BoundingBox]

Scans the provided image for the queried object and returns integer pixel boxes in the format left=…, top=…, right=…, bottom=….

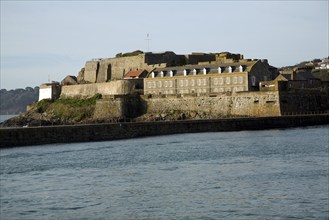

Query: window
left=228, top=66, right=232, bottom=73
left=226, top=77, right=231, bottom=84
left=179, top=80, right=184, bottom=87
left=197, top=79, right=201, bottom=86
left=239, top=76, right=244, bottom=84
left=191, top=79, right=195, bottom=86
left=213, top=78, right=218, bottom=86
left=219, top=78, right=224, bottom=85
left=192, top=69, right=197, bottom=75
left=251, top=76, right=256, bottom=86
left=218, top=67, right=222, bottom=73
left=203, top=68, right=207, bottom=75
left=233, top=77, right=237, bottom=84
left=183, top=69, right=187, bottom=76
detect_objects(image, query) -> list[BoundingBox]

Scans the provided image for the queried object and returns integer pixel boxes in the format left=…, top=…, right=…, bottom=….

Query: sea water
left=1, top=126, right=328, bottom=219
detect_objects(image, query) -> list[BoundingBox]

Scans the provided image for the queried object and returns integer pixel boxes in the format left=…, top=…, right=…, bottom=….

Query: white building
left=38, top=82, right=61, bottom=101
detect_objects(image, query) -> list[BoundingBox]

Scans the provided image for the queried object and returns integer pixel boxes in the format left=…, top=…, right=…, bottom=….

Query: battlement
left=79, top=51, right=246, bottom=84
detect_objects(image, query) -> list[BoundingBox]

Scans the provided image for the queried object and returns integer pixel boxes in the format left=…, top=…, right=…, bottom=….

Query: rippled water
left=1, top=126, right=328, bottom=219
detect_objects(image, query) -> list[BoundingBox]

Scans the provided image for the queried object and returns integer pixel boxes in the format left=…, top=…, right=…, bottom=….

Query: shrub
left=36, top=99, right=53, bottom=113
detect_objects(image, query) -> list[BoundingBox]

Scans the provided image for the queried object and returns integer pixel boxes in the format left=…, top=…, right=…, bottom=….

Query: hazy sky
left=1, top=1, right=328, bottom=89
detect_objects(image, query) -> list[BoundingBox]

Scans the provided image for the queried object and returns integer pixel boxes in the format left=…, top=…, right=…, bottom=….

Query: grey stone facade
left=144, top=60, right=273, bottom=95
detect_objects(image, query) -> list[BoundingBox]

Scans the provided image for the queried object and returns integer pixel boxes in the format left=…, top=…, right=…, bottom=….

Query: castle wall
left=98, top=55, right=149, bottom=81
left=93, top=96, right=144, bottom=121
left=60, top=80, right=139, bottom=98
left=83, top=52, right=236, bottom=83
left=279, top=90, right=329, bottom=114
left=84, top=61, right=99, bottom=83
left=141, top=91, right=281, bottom=118
left=187, top=54, right=216, bottom=64
left=96, top=63, right=111, bottom=83
left=145, top=52, right=179, bottom=66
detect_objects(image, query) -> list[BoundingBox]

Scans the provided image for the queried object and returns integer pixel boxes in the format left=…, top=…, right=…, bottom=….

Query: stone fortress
left=39, top=51, right=329, bottom=121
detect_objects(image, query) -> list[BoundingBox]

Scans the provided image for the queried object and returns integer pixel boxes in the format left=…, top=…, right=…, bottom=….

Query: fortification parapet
left=60, top=80, right=142, bottom=99
left=84, top=61, right=99, bottom=83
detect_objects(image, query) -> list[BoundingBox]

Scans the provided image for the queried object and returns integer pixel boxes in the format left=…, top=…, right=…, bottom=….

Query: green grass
left=36, top=99, right=53, bottom=113
left=36, top=94, right=102, bottom=122
left=56, top=94, right=102, bottom=107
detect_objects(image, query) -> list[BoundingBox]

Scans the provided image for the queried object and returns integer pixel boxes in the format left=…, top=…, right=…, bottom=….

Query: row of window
left=213, top=77, right=244, bottom=85
left=151, top=65, right=245, bottom=78
left=145, top=76, right=245, bottom=89
left=145, top=86, right=247, bottom=95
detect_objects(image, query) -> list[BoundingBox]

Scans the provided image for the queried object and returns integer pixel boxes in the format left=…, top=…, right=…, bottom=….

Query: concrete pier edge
left=1, top=114, right=328, bottom=148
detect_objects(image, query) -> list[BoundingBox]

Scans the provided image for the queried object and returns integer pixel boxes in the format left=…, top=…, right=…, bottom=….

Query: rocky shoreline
left=0, top=96, right=236, bottom=128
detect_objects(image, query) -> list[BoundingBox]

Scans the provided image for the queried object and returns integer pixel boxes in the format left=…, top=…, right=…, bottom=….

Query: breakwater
left=1, top=114, right=328, bottom=148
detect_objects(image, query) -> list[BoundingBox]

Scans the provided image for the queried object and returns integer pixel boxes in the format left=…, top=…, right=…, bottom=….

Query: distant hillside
left=279, top=58, right=328, bottom=70
left=278, top=57, right=329, bottom=82
left=0, top=87, right=39, bottom=114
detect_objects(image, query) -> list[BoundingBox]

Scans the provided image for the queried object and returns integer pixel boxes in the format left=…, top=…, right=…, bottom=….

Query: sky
left=1, top=1, right=328, bottom=90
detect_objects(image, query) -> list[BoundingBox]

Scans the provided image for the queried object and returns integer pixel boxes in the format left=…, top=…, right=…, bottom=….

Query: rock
left=61, top=75, right=78, bottom=86
left=189, top=111, right=197, bottom=118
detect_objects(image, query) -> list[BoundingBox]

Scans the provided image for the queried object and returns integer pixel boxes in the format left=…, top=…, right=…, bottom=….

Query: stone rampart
left=100, top=54, right=145, bottom=79
left=60, top=80, right=140, bottom=98
left=142, top=91, right=281, bottom=117
left=93, top=96, right=144, bottom=120
left=279, top=90, right=329, bottom=114
left=84, top=61, right=99, bottom=83
left=83, top=52, right=235, bottom=83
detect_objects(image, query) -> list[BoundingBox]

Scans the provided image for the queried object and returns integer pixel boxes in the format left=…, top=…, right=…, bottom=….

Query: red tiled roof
left=124, top=70, right=146, bottom=78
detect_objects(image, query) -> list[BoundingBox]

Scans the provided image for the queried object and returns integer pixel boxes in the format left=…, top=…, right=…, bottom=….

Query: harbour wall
left=1, top=114, right=328, bottom=148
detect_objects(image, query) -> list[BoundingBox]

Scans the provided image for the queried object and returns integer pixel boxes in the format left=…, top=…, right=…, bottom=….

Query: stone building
left=144, top=59, right=273, bottom=95
left=39, top=82, right=61, bottom=101
left=83, top=51, right=183, bottom=83
left=61, top=75, right=78, bottom=86
left=260, top=71, right=322, bottom=92
left=80, top=51, right=246, bottom=84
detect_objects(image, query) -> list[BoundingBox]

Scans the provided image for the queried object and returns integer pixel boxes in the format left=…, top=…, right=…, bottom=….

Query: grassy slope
left=35, top=94, right=102, bottom=123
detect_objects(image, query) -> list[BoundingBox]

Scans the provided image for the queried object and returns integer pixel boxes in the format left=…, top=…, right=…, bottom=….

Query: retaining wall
left=1, top=115, right=328, bottom=148
left=142, top=91, right=281, bottom=117
left=60, top=80, right=140, bottom=98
